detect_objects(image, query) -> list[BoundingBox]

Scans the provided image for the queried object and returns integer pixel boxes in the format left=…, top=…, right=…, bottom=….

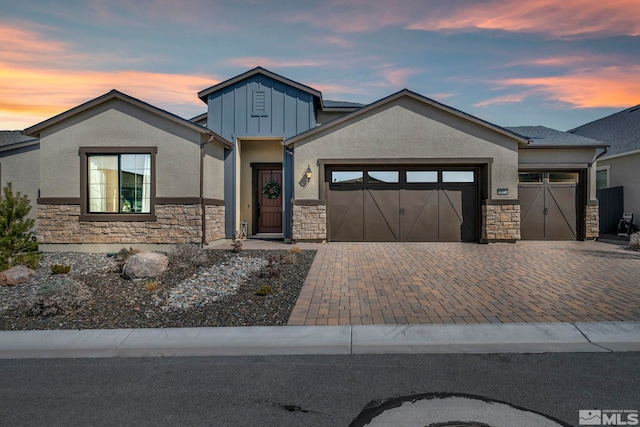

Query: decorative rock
left=123, top=252, right=169, bottom=279
left=0, top=265, right=36, bottom=287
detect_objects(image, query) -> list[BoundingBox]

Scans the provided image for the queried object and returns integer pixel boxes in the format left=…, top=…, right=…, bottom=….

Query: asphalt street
left=1, top=352, right=638, bottom=426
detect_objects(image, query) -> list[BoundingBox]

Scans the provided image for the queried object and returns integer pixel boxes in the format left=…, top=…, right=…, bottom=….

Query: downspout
left=200, top=139, right=207, bottom=246
left=591, top=146, right=609, bottom=164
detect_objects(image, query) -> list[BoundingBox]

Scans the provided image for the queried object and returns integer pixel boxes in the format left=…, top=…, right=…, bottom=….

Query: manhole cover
left=349, top=393, right=571, bottom=427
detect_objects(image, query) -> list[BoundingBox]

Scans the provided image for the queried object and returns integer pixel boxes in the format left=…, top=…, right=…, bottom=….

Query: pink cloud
left=475, top=94, right=527, bottom=108
left=493, top=65, right=640, bottom=108
left=408, top=0, right=640, bottom=37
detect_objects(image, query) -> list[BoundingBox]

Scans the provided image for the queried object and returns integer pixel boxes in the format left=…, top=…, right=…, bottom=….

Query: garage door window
left=442, top=171, right=474, bottom=182
left=548, top=172, right=578, bottom=183
left=367, top=171, right=399, bottom=183
left=406, top=171, right=437, bottom=183
left=332, top=171, right=363, bottom=184
left=518, top=172, right=543, bottom=183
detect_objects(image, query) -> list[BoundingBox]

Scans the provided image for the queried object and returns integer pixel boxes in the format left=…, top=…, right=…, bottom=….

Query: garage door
left=328, top=168, right=478, bottom=242
left=518, top=172, right=578, bottom=240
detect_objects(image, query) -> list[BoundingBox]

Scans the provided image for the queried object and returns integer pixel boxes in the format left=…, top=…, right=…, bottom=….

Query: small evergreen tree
left=0, top=182, right=40, bottom=270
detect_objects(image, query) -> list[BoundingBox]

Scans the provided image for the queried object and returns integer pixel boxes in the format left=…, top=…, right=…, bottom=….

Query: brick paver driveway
left=288, top=241, right=640, bottom=325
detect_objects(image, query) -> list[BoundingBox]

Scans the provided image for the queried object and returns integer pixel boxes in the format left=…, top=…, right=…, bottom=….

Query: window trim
left=79, top=147, right=157, bottom=222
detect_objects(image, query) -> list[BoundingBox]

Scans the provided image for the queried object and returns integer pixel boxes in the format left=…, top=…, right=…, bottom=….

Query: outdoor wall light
left=299, top=165, right=313, bottom=188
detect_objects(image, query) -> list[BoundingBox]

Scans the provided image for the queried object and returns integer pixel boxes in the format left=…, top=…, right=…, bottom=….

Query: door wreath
left=262, top=181, right=281, bottom=199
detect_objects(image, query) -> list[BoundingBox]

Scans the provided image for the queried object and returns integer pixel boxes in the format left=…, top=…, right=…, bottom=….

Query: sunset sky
left=1, top=0, right=639, bottom=131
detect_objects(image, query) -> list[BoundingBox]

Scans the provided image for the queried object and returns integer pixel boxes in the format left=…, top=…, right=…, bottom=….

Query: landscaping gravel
left=0, top=248, right=315, bottom=330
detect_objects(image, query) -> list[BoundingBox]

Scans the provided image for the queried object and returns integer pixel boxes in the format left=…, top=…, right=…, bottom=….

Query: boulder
left=0, top=265, right=36, bottom=287
left=123, top=252, right=169, bottom=279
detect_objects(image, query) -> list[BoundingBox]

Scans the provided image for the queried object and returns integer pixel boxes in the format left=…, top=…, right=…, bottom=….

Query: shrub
left=0, top=182, right=41, bottom=270
left=265, top=255, right=281, bottom=279
left=144, top=280, right=161, bottom=292
left=50, top=264, right=71, bottom=274
left=281, top=253, right=297, bottom=265
left=288, top=246, right=301, bottom=254
left=169, top=244, right=208, bottom=269
left=255, top=285, right=273, bottom=296
left=231, top=233, right=242, bottom=253
left=27, top=276, right=92, bottom=317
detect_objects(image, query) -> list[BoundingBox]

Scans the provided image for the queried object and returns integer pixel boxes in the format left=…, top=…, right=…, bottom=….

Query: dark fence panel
left=597, top=186, right=624, bottom=234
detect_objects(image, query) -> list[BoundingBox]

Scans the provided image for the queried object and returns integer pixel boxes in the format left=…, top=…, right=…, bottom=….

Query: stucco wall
left=599, top=153, right=640, bottom=225
left=0, top=144, right=40, bottom=220
left=292, top=97, right=520, bottom=200
left=39, top=99, right=202, bottom=199
left=203, top=142, right=225, bottom=200
left=237, top=139, right=282, bottom=236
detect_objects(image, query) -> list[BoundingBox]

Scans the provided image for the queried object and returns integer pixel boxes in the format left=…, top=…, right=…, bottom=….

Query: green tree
left=0, top=182, right=40, bottom=270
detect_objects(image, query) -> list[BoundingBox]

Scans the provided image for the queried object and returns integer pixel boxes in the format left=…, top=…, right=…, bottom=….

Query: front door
left=255, top=166, right=283, bottom=234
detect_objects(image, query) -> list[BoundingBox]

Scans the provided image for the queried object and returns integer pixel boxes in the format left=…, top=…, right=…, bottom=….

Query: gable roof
left=506, top=126, right=609, bottom=148
left=198, top=67, right=322, bottom=104
left=569, top=104, right=640, bottom=156
left=285, top=89, right=530, bottom=147
left=23, top=90, right=231, bottom=147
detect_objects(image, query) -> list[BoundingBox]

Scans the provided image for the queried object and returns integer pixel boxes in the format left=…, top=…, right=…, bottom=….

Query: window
left=331, top=171, right=363, bottom=184
left=518, top=172, right=543, bottom=183
left=89, top=154, right=151, bottom=213
left=367, top=171, right=399, bottom=184
left=596, top=169, right=609, bottom=190
left=80, top=147, right=156, bottom=221
left=548, top=172, right=578, bottom=183
left=442, top=171, right=474, bottom=183
left=406, top=171, right=437, bottom=183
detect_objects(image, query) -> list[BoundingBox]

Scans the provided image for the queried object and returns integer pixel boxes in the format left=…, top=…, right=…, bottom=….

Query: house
left=3, top=67, right=607, bottom=250
left=569, top=105, right=640, bottom=231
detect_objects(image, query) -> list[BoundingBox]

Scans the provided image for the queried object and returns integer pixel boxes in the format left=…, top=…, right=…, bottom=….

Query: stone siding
left=585, top=204, right=599, bottom=240
left=293, top=204, right=327, bottom=241
left=482, top=204, right=521, bottom=241
left=205, top=205, right=225, bottom=242
left=37, top=204, right=202, bottom=244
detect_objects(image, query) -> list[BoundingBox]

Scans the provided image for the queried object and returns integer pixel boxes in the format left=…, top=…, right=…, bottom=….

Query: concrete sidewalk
left=1, top=322, right=639, bottom=358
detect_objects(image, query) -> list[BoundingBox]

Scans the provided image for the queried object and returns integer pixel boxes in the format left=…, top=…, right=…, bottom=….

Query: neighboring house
left=0, top=131, right=40, bottom=219
left=569, top=105, right=640, bottom=230
left=4, top=67, right=607, bottom=250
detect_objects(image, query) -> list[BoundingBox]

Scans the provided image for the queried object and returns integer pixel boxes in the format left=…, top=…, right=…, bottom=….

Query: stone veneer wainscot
left=482, top=204, right=521, bottom=242
left=205, top=205, right=225, bottom=242
left=37, top=204, right=203, bottom=244
left=584, top=204, right=599, bottom=240
left=293, top=203, right=326, bottom=242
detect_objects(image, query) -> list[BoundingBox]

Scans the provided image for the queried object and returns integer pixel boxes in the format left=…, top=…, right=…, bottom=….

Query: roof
left=23, top=90, right=231, bottom=148
left=506, top=126, right=609, bottom=148
left=569, top=104, right=640, bottom=156
left=198, top=67, right=322, bottom=104
left=285, top=89, right=530, bottom=147
left=323, top=100, right=365, bottom=109
left=0, top=131, right=38, bottom=148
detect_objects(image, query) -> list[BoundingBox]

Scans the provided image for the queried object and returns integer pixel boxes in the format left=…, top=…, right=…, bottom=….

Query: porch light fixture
left=299, top=165, right=313, bottom=188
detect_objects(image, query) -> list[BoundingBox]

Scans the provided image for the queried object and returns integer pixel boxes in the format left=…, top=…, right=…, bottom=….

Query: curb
left=1, top=322, right=639, bottom=359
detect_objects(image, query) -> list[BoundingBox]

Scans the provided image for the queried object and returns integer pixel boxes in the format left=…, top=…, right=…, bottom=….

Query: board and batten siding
left=207, top=74, right=317, bottom=141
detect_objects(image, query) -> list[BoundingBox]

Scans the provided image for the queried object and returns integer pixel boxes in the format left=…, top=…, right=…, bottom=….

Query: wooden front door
left=255, top=166, right=283, bottom=233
